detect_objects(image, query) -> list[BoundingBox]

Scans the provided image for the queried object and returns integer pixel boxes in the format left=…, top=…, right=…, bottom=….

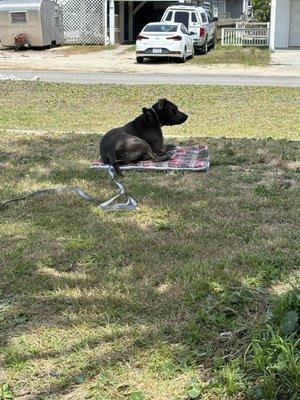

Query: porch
left=108, top=0, right=175, bottom=45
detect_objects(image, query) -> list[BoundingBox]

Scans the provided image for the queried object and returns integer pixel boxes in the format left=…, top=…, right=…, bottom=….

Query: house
left=56, top=0, right=254, bottom=46
left=269, top=0, right=300, bottom=49
left=206, top=0, right=253, bottom=20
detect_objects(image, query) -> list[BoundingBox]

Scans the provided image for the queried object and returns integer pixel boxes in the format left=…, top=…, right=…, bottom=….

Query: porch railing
left=221, top=27, right=270, bottom=47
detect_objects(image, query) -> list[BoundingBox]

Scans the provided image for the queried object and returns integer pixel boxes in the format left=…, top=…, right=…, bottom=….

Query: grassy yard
left=0, top=82, right=299, bottom=400
left=126, top=43, right=270, bottom=66
left=191, top=44, right=271, bottom=66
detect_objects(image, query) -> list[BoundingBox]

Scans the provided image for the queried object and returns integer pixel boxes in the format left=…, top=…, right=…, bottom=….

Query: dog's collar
left=150, top=107, right=161, bottom=127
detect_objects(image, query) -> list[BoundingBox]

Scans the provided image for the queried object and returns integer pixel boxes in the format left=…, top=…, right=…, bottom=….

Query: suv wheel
left=200, top=39, right=208, bottom=55
left=136, top=57, right=144, bottom=64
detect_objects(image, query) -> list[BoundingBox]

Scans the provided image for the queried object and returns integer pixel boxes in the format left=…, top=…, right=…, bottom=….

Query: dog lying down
left=100, top=98, right=188, bottom=175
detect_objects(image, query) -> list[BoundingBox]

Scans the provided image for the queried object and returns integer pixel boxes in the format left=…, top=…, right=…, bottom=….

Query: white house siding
left=270, top=0, right=290, bottom=49
left=275, top=0, right=290, bottom=47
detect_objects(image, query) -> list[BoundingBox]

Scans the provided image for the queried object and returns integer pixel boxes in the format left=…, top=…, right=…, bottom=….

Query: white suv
left=161, top=5, right=218, bottom=54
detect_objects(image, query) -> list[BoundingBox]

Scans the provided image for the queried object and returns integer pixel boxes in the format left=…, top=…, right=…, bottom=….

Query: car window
left=207, top=13, right=212, bottom=23
left=191, top=12, right=198, bottom=23
left=201, top=12, right=207, bottom=23
left=174, top=11, right=189, bottom=29
left=143, top=24, right=178, bottom=33
left=165, top=11, right=173, bottom=22
left=181, top=25, right=188, bottom=35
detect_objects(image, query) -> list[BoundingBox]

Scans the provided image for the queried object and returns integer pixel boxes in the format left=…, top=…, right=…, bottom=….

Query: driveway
left=271, top=49, right=300, bottom=68
left=0, top=45, right=300, bottom=79
left=1, top=70, right=300, bottom=87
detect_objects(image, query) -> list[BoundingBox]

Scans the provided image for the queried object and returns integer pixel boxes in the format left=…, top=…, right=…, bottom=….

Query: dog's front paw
left=164, top=144, right=177, bottom=151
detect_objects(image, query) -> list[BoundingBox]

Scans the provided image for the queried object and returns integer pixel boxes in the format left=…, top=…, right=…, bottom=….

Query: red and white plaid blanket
left=91, top=145, right=210, bottom=172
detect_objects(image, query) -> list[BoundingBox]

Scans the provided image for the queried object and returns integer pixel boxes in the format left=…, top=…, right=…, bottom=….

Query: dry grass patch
left=0, top=82, right=299, bottom=400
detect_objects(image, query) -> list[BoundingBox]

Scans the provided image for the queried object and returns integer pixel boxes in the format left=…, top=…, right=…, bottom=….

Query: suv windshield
left=174, top=11, right=189, bottom=29
left=144, top=24, right=177, bottom=32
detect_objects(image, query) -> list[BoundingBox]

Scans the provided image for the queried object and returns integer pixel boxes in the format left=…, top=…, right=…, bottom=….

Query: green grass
left=191, top=44, right=271, bottom=66
left=122, top=43, right=270, bottom=67
left=0, top=82, right=299, bottom=400
left=0, top=82, right=299, bottom=139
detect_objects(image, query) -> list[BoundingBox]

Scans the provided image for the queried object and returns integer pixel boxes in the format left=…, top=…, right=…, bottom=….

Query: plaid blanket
left=91, top=145, right=210, bottom=172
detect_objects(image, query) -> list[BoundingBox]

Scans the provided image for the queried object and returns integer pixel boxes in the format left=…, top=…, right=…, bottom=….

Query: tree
left=253, top=0, right=271, bottom=22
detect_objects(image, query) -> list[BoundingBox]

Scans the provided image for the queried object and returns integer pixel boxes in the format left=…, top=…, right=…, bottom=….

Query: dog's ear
left=142, top=107, right=156, bottom=124
left=158, top=98, right=167, bottom=111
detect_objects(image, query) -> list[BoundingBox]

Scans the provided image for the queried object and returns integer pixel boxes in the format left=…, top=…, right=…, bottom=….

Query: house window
left=218, top=1, right=226, bottom=13
left=11, top=12, right=27, bottom=24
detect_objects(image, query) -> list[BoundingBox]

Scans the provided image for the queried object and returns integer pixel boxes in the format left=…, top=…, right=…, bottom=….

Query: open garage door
left=290, top=0, right=300, bottom=47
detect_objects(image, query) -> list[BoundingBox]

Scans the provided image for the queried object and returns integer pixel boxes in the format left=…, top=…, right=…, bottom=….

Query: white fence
left=221, top=26, right=269, bottom=47
left=57, top=0, right=107, bottom=45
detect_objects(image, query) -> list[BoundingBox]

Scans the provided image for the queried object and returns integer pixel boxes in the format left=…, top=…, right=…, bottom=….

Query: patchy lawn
left=191, top=44, right=271, bottom=66
left=0, top=82, right=299, bottom=139
left=0, top=82, right=299, bottom=400
left=117, top=43, right=270, bottom=66
left=52, top=45, right=117, bottom=56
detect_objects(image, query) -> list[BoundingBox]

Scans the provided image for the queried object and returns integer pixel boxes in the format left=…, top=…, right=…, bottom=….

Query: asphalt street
left=1, top=70, right=300, bottom=86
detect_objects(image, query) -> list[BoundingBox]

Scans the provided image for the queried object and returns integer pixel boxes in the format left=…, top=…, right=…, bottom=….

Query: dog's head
left=154, top=99, right=188, bottom=126
left=143, top=99, right=188, bottom=127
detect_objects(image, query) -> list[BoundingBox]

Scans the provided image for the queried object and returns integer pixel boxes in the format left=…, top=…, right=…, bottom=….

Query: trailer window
left=11, top=12, right=27, bottom=24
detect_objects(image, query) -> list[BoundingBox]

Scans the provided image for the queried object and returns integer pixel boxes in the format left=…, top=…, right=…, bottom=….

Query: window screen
left=11, top=12, right=27, bottom=24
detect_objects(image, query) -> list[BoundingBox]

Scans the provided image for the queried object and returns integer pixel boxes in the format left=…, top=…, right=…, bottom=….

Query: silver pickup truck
left=161, top=4, right=218, bottom=54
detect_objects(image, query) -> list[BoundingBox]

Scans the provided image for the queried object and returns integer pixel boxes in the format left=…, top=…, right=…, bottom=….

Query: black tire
left=200, top=39, right=208, bottom=55
left=177, top=48, right=187, bottom=63
left=136, top=57, right=144, bottom=64
left=190, top=46, right=194, bottom=59
left=194, top=46, right=201, bottom=55
left=210, top=38, right=215, bottom=49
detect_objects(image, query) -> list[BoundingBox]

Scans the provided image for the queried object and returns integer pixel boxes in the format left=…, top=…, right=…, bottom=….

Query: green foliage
left=185, top=378, right=203, bottom=399
left=253, top=0, right=271, bottom=22
left=245, top=289, right=300, bottom=399
left=0, top=384, right=13, bottom=400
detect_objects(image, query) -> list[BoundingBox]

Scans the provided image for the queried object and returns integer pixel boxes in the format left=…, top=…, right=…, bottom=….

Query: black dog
left=100, top=99, right=188, bottom=175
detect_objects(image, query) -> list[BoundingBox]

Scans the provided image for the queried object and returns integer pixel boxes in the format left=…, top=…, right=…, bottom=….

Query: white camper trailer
left=0, top=0, right=63, bottom=48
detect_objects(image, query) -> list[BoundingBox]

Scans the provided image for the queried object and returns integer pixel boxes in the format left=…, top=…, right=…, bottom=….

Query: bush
left=253, top=0, right=270, bottom=22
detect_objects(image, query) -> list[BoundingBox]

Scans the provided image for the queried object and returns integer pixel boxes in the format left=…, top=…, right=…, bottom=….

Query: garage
left=270, top=0, right=300, bottom=49
left=289, top=0, right=300, bottom=47
left=110, top=1, right=176, bottom=44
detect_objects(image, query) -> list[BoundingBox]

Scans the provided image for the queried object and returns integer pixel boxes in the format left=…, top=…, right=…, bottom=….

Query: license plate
left=152, top=48, right=162, bottom=54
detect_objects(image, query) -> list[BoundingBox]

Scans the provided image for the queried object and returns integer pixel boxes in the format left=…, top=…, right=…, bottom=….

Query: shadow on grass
left=0, top=132, right=299, bottom=398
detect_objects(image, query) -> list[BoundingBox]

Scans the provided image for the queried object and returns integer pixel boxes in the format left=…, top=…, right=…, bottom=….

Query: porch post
left=109, top=0, right=115, bottom=45
left=129, top=1, right=133, bottom=42
left=119, top=1, right=125, bottom=43
left=269, top=0, right=276, bottom=50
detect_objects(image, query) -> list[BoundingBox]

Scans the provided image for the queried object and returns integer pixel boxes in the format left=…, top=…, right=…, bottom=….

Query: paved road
left=1, top=70, right=300, bottom=86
